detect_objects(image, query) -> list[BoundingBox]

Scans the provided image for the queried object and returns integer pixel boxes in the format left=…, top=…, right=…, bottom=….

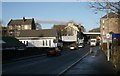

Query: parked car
left=47, top=47, right=61, bottom=56
left=78, top=43, right=84, bottom=48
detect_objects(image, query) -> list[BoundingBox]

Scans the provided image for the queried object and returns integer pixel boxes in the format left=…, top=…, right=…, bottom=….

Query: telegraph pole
left=106, top=0, right=110, bottom=61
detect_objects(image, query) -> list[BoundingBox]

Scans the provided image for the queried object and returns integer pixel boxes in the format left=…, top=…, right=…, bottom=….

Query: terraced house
left=7, top=17, right=36, bottom=37
left=100, top=12, right=120, bottom=40
left=100, top=12, right=120, bottom=50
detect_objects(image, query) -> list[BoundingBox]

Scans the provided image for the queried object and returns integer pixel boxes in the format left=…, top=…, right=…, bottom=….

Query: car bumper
left=70, top=47, right=75, bottom=49
left=78, top=45, right=83, bottom=48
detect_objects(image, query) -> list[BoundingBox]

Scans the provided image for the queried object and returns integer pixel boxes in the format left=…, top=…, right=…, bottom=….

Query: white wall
left=19, top=38, right=57, bottom=48
left=62, top=35, right=77, bottom=42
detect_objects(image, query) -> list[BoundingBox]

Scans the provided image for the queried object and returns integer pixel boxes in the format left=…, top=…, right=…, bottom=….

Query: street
left=2, top=1, right=120, bottom=75
left=2, top=45, right=90, bottom=75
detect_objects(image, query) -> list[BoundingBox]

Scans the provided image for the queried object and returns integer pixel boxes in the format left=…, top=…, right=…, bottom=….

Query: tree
left=89, top=1, right=120, bottom=15
left=52, top=24, right=66, bottom=40
left=35, top=23, right=41, bottom=30
left=79, top=25, right=86, bottom=32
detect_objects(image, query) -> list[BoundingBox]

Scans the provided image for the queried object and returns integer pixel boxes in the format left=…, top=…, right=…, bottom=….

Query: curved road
left=3, top=45, right=90, bottom=74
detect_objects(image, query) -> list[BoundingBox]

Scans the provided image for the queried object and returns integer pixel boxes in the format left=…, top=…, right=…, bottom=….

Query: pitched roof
left=102, top=12, right=120, bottom=18
left=8, top=17, right=34, bottom=25
left=17, top=29, right=57, bottom=37
left=2, top=37, right=26, bottom=47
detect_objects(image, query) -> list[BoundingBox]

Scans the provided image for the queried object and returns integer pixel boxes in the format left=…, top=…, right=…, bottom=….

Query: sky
left=2, top=2, right=106, bottom=31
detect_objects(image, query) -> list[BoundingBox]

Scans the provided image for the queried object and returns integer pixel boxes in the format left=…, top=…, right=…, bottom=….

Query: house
left=100, top=12, right=120, bottom=35
left=52, top=21, right=86, bottom=48
left=52, top=21, right=85, bottom=42
left=100, top=12, right=120, bottom=43
left=61, top=21, right=80, bottom=42
left=7, top=17, right=36, bottom=37
left=16, top=29, right=58, bottom=48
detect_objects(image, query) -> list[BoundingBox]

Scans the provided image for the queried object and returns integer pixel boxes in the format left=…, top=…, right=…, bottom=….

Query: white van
left=90, top=39, right=97, bottom=46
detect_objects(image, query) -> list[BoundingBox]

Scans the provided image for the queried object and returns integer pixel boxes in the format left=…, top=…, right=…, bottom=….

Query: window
left=46, top=40, right=47, bottom=46
left=16, top=32, right=20, bottom=36
left=17, top=25, right=21, bottom=30
left=43, top=40, right=45, bottom=46
left=49, top=40, right=51, bottom=46
left=24, top=25, right=28, bottom=30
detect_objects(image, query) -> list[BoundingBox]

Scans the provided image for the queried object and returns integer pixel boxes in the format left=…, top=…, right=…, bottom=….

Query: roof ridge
left=102, top=12, right=120, bottom=18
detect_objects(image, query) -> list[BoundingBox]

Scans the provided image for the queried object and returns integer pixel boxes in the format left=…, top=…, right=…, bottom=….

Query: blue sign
left=112, top=34, right=120, bottom=40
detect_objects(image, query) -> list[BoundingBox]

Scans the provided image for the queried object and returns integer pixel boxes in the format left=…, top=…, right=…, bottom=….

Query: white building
left=16, top=29, right=58, bottom=48
left=62, top=22, right=79, bottom=42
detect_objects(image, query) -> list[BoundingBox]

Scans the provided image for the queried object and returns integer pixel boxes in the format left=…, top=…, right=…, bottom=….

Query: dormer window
left=17, top=25, right=21, bottom=30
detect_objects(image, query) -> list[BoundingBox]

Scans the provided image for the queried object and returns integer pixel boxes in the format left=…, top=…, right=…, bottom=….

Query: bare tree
left=89, top=1, right=120, bottom=15
left=35, top=23, right=42, bottom=30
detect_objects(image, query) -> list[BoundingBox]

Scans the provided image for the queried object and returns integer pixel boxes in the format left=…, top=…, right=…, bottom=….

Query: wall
left=19, top=37, right=57, bottom=48
left=100, top=18, right=120, bottom=34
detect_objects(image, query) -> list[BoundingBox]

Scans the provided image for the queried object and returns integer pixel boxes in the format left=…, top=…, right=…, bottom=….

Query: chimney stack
left=23, top=17, right=26, bottom=22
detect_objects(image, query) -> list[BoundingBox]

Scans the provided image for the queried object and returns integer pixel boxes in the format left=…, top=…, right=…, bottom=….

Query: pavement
left=65, top=46, right=117, bottom=75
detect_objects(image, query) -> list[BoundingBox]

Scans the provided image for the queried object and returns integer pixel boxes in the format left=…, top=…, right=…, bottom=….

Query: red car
left=47, top=47, right=61, bottom=56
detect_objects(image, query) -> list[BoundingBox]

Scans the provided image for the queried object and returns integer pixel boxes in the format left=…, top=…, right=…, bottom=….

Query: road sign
left=106, top=33, right=110, bottom=38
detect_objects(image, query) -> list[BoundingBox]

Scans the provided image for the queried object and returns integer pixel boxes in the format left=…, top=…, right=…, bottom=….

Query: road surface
left=2, top=45, right=90, bottom=75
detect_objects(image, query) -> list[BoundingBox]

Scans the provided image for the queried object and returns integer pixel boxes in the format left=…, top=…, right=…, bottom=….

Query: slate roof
left=17, top=29, right=57, bottom=37
left=8, top=17, right=34, bottom=25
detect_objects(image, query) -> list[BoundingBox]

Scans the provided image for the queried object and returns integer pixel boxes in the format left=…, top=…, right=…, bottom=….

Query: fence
left=101, top=34, right=120, bottom=73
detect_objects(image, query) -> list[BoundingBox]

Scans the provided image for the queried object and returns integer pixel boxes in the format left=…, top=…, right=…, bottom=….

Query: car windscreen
left=91, top=40, right=96, bottom=42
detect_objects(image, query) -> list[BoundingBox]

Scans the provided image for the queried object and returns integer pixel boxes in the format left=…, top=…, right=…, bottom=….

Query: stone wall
left=100, top=18, right=120, bottom=34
